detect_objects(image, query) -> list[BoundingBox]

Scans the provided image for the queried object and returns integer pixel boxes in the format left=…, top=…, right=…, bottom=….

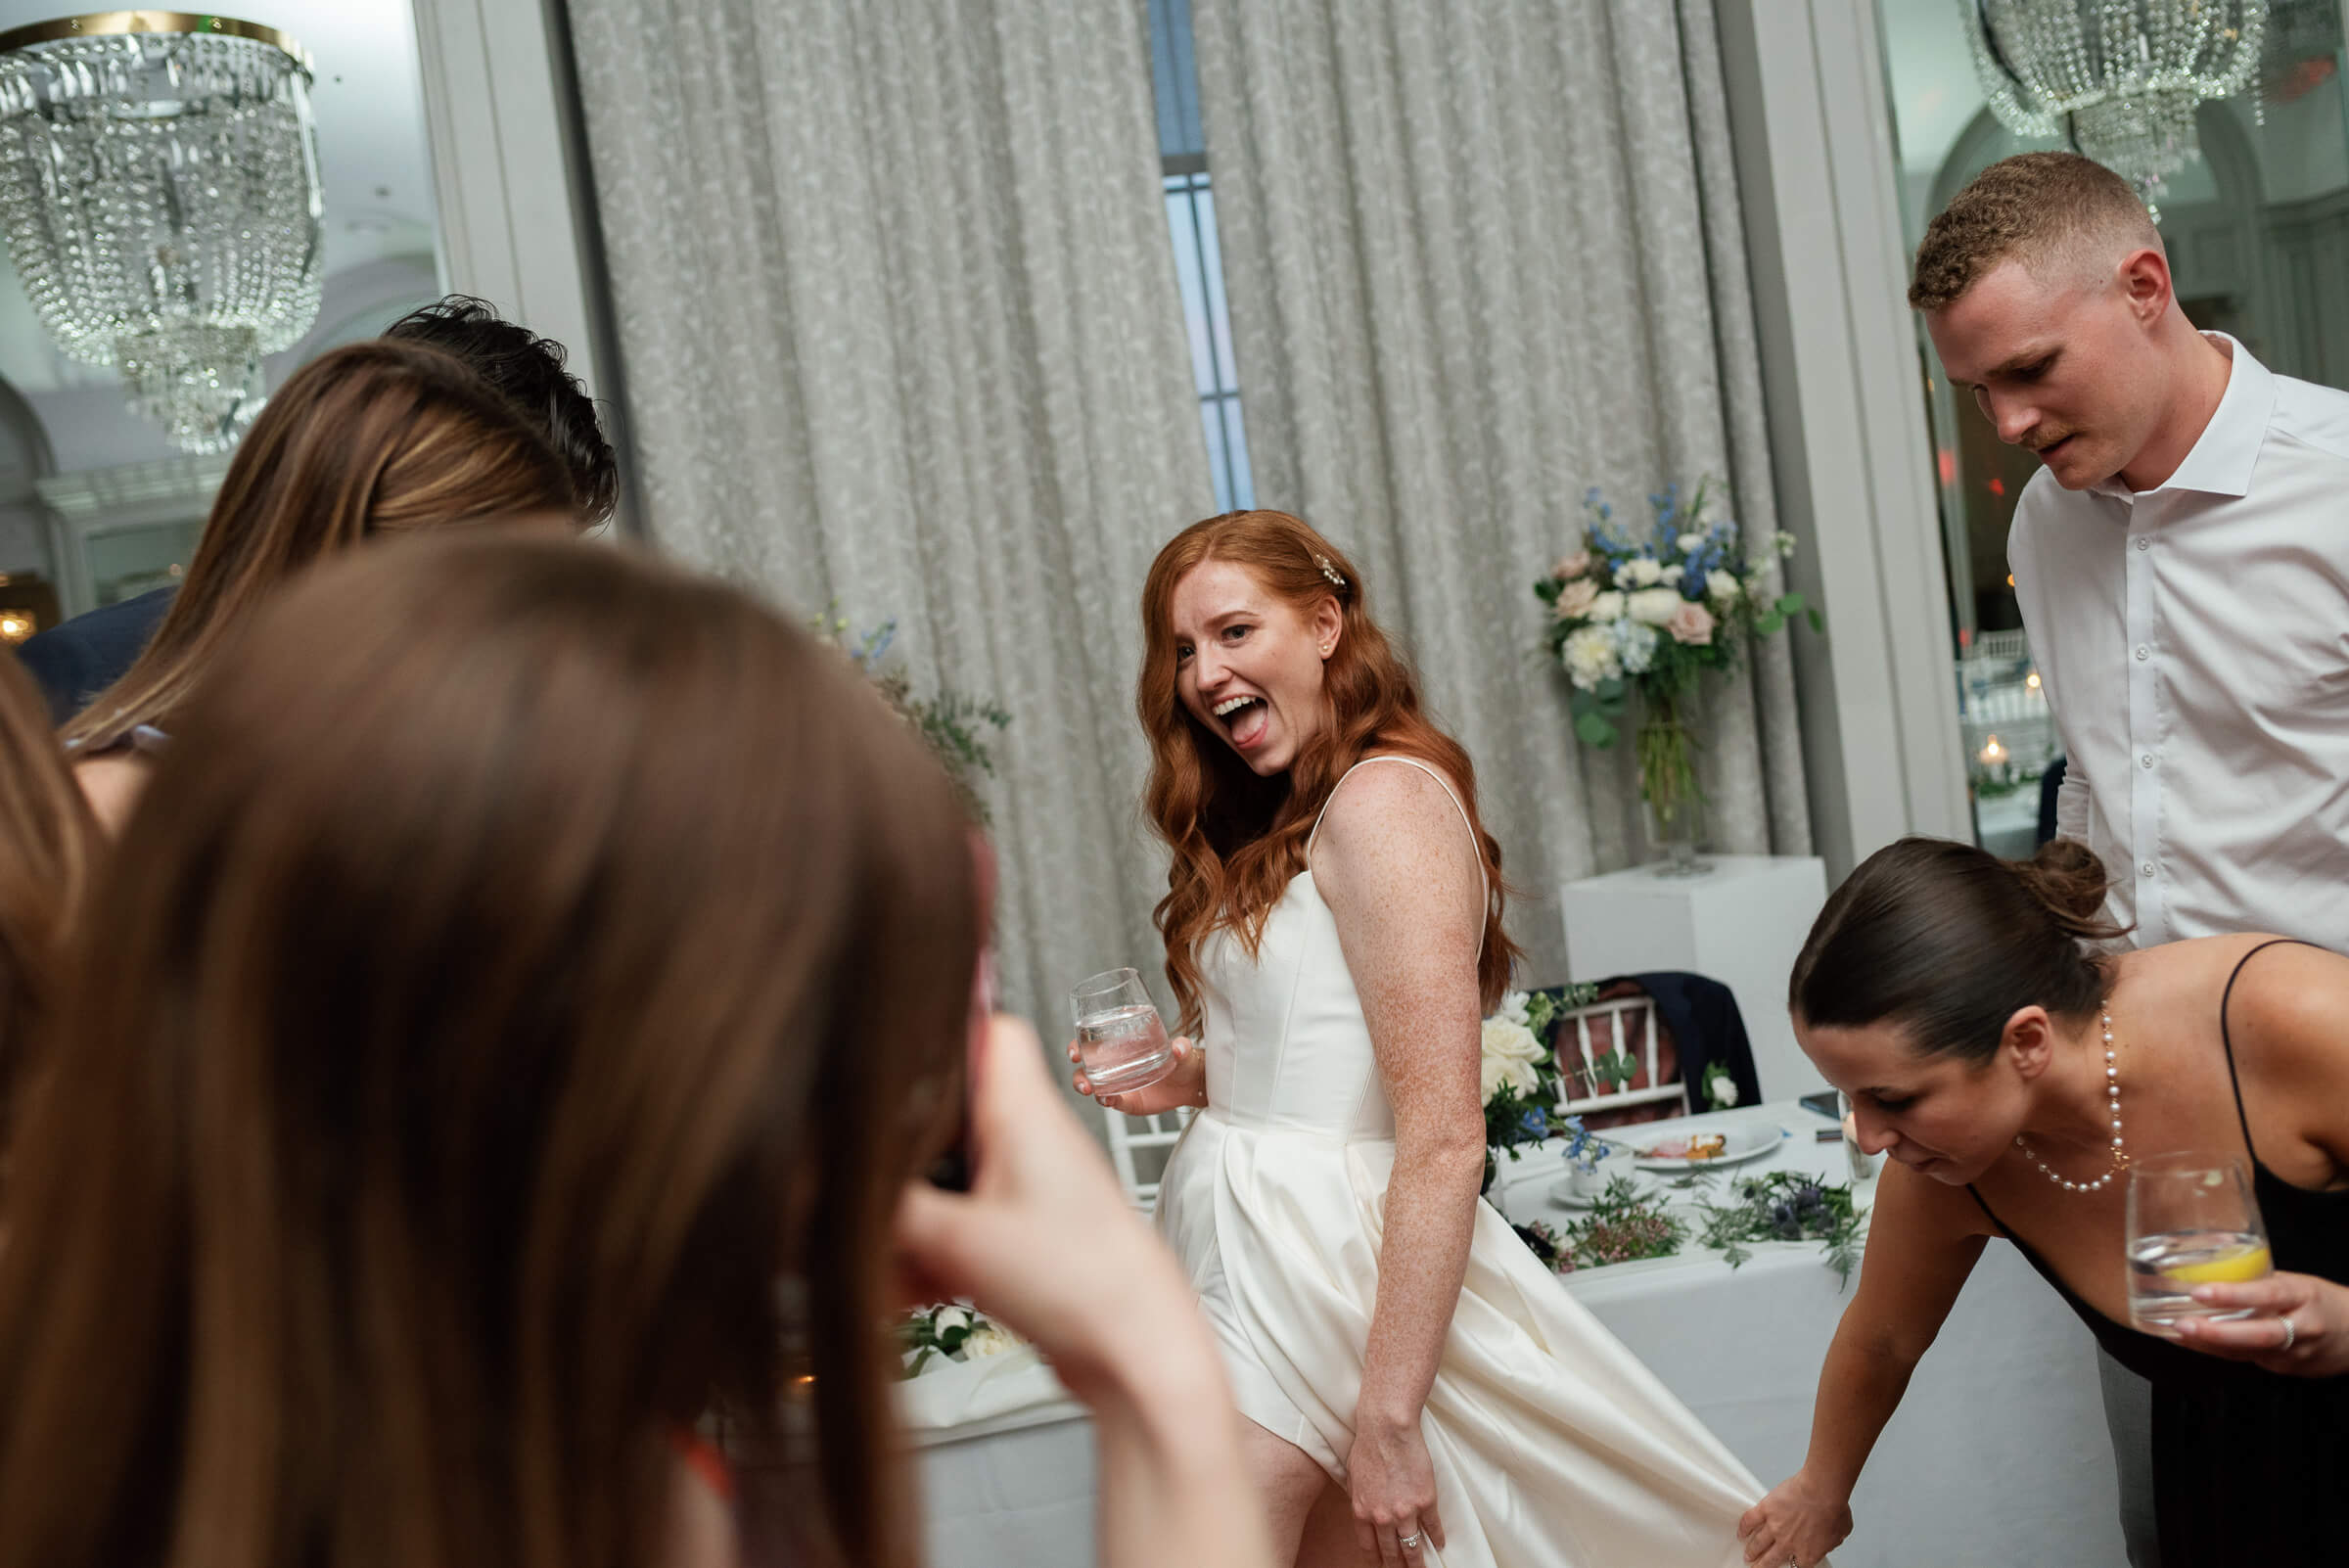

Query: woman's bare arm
left=1737, top=1160, right=1990, bottom=1564
left=1312, top=759, right=1488, bottom=1556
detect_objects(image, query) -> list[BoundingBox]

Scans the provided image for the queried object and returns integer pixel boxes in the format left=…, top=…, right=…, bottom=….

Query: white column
left=1712, top=0, right=1973, bottom=878
left=408, top=0, right=625, bottom=517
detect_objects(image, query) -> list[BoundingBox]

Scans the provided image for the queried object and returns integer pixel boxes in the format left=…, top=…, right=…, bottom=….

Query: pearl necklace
left=2012, top=1004, right=2126, bottom=1193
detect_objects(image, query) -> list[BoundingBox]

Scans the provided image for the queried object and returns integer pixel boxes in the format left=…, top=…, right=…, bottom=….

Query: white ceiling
left=0, top=1, right=440, bottom=393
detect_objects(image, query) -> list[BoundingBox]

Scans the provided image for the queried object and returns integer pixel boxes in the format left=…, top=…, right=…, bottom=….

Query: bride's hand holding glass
left=1068, top=1030, right=1204, bottom=1115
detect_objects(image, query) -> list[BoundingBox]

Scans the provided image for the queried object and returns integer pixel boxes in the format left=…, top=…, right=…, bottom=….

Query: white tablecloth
left=912, top=1104, right=2126, bottom=1568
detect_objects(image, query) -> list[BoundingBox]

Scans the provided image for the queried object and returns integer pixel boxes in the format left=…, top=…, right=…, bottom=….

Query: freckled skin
left=1310, top=760, right=1488, bottom=1560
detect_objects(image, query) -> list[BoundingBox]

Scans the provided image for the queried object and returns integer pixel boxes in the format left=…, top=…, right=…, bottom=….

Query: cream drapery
left=566, top=0, right=1215, bottom=1025
left=1192, top=0, right=1812, bottom=981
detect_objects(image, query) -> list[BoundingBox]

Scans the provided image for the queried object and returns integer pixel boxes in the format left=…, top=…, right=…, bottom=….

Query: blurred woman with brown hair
left=0, top=535, right=1269, bottom=1568
left=1073, top=510, right=1767, bottom=1568
left=0, top=652, right=93, bottom=1138
left=63, top=337, right=577, bottom=830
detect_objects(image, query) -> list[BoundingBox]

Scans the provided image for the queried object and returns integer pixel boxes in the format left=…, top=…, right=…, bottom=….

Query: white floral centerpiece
left=900, top=1302, right=1026, bottom=1377
left=1536, top=482, right=1819, bottom=873
left=896, top=1302, right=1066, bottom=1434
left=1481, top=984, right=1625, bottom=1194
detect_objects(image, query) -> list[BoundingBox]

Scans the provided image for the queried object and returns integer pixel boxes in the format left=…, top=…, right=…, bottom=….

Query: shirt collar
left=2091, top=332, right=2273, bottom=501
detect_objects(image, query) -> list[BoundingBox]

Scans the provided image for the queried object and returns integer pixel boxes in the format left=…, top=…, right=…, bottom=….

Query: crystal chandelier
left=1961, top=0, right=2270, bottom=215
left=0, top=13, right=322, bottom=452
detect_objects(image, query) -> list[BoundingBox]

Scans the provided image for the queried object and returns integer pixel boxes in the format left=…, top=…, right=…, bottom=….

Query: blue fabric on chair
left=16, top=585, right=177, bottom=725
left=1604, top=971, right=1762, bottom=1111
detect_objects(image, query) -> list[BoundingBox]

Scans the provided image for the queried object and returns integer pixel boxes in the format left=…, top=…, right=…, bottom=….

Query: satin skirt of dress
left=1157, top=1111, right=1785, bottom=1568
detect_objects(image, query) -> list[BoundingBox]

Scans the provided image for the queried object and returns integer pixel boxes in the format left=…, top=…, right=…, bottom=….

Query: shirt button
left=2136, top=536, right=2150, bottom=551
left=2135, top=646, right=2150, bottom=661
left=2141, top=754, right=2154, bottom=768
left=2141, top=862, right=2157, bottom=879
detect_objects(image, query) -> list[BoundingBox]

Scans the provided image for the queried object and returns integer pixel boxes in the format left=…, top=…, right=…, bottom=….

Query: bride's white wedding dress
left=1155, top=757, right=1769, bottom=1568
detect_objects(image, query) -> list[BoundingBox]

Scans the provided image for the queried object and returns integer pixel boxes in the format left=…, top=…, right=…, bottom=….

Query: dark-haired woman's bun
left=2010, top=838, right=2126, bottom=939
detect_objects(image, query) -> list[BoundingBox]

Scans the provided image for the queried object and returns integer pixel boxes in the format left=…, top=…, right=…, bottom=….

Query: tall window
left=1148, top=0, right=1254, bottom=513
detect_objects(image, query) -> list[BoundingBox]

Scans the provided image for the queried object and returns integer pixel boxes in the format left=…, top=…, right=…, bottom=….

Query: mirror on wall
left=1876, top=0, right=2349, bottom=854
left=0, top=2, right=444, bottom=642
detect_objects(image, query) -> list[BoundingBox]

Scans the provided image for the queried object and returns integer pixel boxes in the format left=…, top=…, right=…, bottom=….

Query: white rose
left=1658, top=564, right=1685, bottom=586
left=1496, top=991, right=1532, bottom=1027
left=1585, top=590, right=1626, bottom=623
left=1488, top=1057, right=1540, bottom=1101
left=1621, top=556, right=1664, bottom=587
left=1480, top=1017, right=1543, bottom=1102
left=1561, top=624, right=1621, bottom=691
left=1677, top=531, right=1710, bottom=554
left=962, top=1321, right=1024, bottom=1359
left=1627, top=587, right=1684, bottom=626
left=930, top=1305, right=973, bottom=1336
left=1706, top=571, right=1741, bottom=606
left=1714, top=1078, right=1740, bottom=1108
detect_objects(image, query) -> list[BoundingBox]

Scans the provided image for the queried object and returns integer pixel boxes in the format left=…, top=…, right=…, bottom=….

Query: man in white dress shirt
left=1916, top=152, right=2349, bottom=948
left=1911, top=151, right=2349, bottom=1568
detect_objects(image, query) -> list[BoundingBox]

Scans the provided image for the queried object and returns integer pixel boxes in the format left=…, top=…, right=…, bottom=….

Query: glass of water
left=2126, top=1152, right=2273, bottom=1338
left=1069, top=967, right=1175, bottom=1096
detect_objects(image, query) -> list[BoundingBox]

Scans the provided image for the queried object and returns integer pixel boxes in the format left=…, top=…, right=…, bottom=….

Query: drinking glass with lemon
left=2125, top=1153, right=2273, bottom=1337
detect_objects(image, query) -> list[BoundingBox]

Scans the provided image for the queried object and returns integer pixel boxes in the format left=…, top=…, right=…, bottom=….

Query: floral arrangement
left=818, top=615, right=1013, bottom=825
left=900, top=1302, right=1027, bottom=1377
left=1700, top=1058, right=1739, bottom=1112
left=1481, top=984, right=1622, bottom=1191
left=1691, top=1170, right=1866, bottom=1287
left=1569, top=1176, right=1690, bottom=1267
left=1534, top=483, right=1819, bottom=854
left=1511, top=1175, right=1688, bottom=1272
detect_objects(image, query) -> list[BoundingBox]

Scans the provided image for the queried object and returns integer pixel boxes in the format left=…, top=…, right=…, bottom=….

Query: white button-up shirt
left=2008, top=334, right=2349, bottom=947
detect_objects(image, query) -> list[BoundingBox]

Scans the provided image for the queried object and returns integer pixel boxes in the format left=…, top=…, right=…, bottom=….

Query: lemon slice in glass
left=2165, top=1242, right=2273, bottom=1284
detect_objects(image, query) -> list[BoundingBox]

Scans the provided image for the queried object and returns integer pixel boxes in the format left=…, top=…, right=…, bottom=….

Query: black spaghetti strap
left=1963, top=1183, right=2009, bottom=1237
left=2215, top=938, right=2319, bottom=1166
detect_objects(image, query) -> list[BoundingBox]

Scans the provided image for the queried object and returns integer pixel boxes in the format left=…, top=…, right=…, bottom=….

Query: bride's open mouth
left=1213, top=693, right=1269, bottom=750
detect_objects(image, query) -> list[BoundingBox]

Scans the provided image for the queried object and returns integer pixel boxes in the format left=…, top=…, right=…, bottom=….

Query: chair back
left=1102, top=1103, right=1193, bottom=1210
left=1549, top=991, right=1689, bottom=1119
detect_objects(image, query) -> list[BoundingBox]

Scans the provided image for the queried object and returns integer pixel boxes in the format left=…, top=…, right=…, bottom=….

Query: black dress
left=1968, top=940, right=2349, bottom=1568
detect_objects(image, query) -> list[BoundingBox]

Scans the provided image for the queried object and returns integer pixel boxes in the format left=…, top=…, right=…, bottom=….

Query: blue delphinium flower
left=1649, top=483, right=1681, bottom=545
left=853, top=620, right=898, bottom=669
left=1561, top=1113, right=1611, bottom=1175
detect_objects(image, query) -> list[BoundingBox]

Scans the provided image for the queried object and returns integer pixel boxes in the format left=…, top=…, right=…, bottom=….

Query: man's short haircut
left=1909, top=152, right=2161, bottom=313
left=383, top=296, right=621, bottom=526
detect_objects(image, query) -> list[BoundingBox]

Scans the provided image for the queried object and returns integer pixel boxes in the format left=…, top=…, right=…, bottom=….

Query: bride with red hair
left=1072, top=511, right=1782, bottom=1568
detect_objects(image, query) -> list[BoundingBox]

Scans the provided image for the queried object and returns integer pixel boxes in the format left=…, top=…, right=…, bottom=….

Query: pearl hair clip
left=1313, top=553, right=1347, bottom=590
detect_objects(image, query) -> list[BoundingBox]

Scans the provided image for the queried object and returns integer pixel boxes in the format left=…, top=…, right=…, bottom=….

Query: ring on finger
left=1397, top=1532, right=1422, bottom=1550
left=2280, top=1314, right=2299, bottom=1352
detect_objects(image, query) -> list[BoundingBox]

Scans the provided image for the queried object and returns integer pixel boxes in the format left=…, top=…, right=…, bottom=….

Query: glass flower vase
left=1636, top=691, right=1710, bottom=878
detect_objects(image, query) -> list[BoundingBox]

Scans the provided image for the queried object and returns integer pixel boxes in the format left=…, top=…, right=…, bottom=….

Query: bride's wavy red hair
left=1138, top=511, right=1521, bottom=1034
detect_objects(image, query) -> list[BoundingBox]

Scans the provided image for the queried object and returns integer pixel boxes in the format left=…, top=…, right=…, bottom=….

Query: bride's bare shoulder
left=1311, top=756, right=1478, bottom=893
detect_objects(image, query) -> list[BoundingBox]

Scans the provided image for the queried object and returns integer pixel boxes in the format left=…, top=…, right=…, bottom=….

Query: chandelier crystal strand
left=1962, top=0, right=2270, bottom=218
left=0, top=16, right=322, bottom=453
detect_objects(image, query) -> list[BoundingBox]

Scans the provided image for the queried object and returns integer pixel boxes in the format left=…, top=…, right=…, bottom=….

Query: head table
left=902, top=1102, right=2126, bottom=1567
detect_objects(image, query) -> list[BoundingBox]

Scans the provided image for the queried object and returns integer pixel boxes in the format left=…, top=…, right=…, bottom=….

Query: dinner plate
left=1616, top=1111, right=1784, bottom=1173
